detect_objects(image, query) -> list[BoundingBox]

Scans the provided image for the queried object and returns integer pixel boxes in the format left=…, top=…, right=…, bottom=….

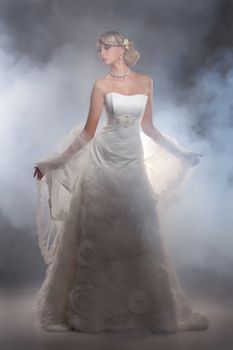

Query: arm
left=34, top=80, right=104, bottom=178
left=141, top=77, right=202, bottom=164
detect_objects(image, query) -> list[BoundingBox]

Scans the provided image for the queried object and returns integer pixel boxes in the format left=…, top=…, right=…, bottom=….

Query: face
left=97, top=42, right=124, bottom=65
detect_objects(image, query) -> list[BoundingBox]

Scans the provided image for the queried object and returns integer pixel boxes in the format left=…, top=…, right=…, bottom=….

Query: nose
left=99, top=50, right=106, bottom=59
left=98, top=47, right=106, bottom=55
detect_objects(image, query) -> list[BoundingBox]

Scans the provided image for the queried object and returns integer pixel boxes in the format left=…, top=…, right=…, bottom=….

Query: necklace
left=109, top=68, right=131, bottom=78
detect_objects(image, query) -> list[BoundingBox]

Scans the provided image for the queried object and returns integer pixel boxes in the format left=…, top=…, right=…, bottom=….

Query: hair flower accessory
left=123, top=38, right=130, bottom=50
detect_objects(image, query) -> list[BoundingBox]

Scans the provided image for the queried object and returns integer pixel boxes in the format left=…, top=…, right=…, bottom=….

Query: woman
left=33, top=31, right=208, bottom=333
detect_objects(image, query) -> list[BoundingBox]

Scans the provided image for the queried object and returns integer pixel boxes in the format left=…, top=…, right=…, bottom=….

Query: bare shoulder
left=132, top=71, right=153, bottom=94
left=92, top=71, right=153, bottom=96
left=133, top=71, right=151, bottom=80
left=92, top=77, right=105, bottom=91
left=91, top=75, right=109, bottom=95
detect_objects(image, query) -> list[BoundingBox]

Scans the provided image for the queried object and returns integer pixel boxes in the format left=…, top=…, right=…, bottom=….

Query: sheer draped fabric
left=34, top=93, right=208, bottom=332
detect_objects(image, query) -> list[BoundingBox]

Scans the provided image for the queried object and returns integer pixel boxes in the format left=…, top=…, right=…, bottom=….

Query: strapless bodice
left=104, top=92, right=148, bottom=129
left=88, top=92, right=149, bottom=168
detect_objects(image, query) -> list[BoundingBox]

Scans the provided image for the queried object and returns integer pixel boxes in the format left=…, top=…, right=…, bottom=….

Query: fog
left=0, top=0, right=232, bottom=297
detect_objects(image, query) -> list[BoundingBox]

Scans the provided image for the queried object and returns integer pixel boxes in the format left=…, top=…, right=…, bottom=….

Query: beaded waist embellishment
left=115, top=115, right=137, bottom=128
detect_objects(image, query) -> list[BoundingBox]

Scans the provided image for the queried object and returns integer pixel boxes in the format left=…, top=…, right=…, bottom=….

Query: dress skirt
left=34, top=121, right=208, bottom=333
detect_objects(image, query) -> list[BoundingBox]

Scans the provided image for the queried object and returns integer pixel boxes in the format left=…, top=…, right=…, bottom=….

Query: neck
left=109, top=62, right=130, bottom=75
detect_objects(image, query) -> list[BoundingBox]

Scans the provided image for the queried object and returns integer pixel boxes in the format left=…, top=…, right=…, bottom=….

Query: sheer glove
left=147, top=129, right=202, bottom=167
left=35, top=129, right=92, bottom=174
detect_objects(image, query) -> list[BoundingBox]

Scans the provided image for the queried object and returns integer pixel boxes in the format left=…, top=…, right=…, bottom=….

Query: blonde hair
left=97, top=31, right=140, bottom=67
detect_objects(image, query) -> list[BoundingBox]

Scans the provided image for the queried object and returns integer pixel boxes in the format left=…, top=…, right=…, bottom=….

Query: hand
left=33, top=166, right=44, bottom=180
left=183, top=151, right=203, bottom=167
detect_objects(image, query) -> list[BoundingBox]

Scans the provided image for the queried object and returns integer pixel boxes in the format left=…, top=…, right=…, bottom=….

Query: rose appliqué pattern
left=34, top=92, right=209, bottom=333
left=69, top=284, right=99, bottom=314
left=127, top=290, right=149, bottom=314
left=76, top=239, right=99, bottom=266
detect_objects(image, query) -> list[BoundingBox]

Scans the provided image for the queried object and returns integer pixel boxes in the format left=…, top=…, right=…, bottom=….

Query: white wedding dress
left=34, top=92, right=208, bottom=333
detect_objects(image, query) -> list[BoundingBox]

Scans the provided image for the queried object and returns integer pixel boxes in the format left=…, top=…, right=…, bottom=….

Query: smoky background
left=0, top=0, right=232, bottom=300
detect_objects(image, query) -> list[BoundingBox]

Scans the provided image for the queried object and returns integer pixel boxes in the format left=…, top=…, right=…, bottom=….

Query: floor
left=0, top=287, right=232, bottom=350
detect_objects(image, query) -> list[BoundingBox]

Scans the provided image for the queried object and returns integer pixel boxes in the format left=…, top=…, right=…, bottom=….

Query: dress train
left=33, top=93, right=208, bottom=333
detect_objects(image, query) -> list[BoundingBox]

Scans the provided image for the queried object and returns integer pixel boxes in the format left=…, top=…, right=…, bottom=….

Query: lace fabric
left=35, top=129, right=91, bottom=173
left=35, top=126, right=92, bottom=264
left=34, top=93, right=208, bottom=333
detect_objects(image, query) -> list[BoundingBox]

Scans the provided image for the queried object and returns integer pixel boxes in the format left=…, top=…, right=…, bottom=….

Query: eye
left=96, top=44, right=111, bottom=53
